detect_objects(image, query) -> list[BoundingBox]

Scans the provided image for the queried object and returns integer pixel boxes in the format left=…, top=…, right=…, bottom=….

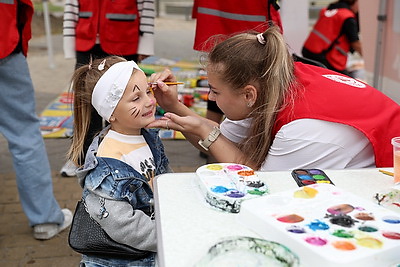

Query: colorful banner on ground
left=39, top=57, right=206, bottom=139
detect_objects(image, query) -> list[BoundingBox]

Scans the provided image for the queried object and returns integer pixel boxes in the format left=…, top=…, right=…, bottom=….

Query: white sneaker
left=60, top=160, right=78, bottom=177
left=33, top=208, right=73, bottom=240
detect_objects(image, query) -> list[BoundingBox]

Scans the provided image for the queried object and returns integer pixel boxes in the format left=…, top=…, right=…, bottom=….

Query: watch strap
left=198, top=126, right=221, bottom=151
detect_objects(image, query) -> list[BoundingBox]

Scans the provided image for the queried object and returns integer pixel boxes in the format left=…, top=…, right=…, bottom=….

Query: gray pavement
left=0, top=16, right=206, bottom=266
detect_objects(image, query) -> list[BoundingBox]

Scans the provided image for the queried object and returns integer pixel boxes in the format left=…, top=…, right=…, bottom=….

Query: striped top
left=62, top=0, right=155, bottom=59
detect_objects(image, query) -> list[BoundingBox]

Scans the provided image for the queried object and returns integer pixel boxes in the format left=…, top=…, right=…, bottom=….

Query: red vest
left=75, top=0, right=140, bottom=55
left=193, top=0, right=282, bottom=52
left=0, top=0, right=33, bottom=59
left=274, top=63, right=400, bottom=167
left=303, top=8, right=355, bottom=71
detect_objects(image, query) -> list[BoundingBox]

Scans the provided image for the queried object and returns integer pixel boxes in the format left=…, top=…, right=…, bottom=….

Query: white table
left=154, top=168, right=397, bottom=267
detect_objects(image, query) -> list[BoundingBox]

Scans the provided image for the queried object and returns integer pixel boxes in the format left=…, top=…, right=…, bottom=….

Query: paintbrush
left=224, top=169, right=246, bottom=194
left=148, top=82, right=184, bottom=85
left=379, top=169, right=394, bottom=177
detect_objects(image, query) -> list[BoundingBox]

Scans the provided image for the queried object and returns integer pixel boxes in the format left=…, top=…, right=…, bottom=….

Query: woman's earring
left=247, top=102, right=254, bottom=108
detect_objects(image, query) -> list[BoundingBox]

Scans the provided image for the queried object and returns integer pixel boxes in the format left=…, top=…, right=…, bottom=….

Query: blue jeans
left=0, top=53, right=64, bottom=226
left=81, top=253, right=156, bottom=267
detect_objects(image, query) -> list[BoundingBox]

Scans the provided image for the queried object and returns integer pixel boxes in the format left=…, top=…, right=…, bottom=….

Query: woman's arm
left=148, top=113, right=257, bottom=169
left=148, top=69, right=257, bottom=168
left=149, top=69, right=211, bottom=143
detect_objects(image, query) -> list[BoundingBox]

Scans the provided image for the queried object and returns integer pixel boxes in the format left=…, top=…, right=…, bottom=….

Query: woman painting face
left=110, top=70, right=156, bottom=135
left=206, top=65, right=255, bottom=121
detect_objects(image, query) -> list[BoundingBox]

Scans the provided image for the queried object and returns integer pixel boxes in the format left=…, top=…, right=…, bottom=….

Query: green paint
left=332, top=229, right=354, bottom=238
left=313, top=174, right=326, bottom=180
left=358, top=226, right=378, bottom=232
left=247, top=189, right=266, bottom=195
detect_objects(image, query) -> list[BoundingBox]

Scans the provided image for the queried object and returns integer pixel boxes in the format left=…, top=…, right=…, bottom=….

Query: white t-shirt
left=220, top=118, right=375, bottom=171
left=97, top=130, right=156, bottom=183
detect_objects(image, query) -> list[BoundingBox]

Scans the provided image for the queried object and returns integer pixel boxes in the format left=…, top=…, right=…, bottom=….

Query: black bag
left=68, top=200, right=150, bottom=260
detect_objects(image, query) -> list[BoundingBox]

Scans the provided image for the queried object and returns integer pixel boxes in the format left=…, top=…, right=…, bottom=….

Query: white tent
left=360, top=0, right=400, bottom=103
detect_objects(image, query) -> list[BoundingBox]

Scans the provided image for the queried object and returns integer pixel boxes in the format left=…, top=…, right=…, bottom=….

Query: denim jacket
left=76, top=126, right=170, bottom=260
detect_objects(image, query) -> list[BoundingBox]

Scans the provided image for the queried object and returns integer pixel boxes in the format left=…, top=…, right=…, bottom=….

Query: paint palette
left=195, top=163, right=268, bottom=213
left=194, top=236, right=300, bottom=267
left=238, top=184, right=400, bottom=267
left=291, top=168, right=334, bottom=187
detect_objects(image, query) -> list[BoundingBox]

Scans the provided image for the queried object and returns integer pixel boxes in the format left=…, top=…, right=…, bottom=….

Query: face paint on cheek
left=129, top=107, right=141, bottom=118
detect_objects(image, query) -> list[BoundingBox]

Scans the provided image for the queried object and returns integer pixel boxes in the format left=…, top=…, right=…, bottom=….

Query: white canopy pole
left=42, top=0, right=56, bottom=69
left=373, top=0, right=387, bottom=89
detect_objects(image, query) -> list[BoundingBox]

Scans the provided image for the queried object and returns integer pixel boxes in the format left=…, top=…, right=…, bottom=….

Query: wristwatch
left=198, top=126, right=221, bottom=151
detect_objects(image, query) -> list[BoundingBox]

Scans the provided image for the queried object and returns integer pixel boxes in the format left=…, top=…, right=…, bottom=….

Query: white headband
left=92, top=61, right=142, bottom=122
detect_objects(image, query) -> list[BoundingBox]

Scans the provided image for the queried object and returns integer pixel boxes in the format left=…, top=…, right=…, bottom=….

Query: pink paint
left=226, top=164, right=244, bottom=171
left=327, top=204, right=354, bottom=215
left=304, top=236, right=327, bottom=246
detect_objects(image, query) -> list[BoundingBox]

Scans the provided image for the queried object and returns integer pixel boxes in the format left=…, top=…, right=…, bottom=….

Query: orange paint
left=238, top=170, right=255, bottom=176
left=332, top=241, right=357, bottom=251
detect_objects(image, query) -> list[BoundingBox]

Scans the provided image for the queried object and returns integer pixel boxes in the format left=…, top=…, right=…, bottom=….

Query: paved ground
left=0, top=15, right=207, bottom=266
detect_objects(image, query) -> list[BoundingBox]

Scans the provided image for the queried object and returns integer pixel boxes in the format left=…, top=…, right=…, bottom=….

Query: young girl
left=68, top=56, right=170, bottom=266
left=147, top=26, right=400, bottom=171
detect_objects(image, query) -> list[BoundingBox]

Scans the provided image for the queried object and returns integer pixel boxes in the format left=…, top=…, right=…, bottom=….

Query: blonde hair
left=67, top=56, right=126, bottom=166
left=206, top=26, right=296, bottom=169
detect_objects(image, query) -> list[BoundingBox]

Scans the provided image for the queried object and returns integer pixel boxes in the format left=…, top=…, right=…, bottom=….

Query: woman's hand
left=149, top=69, right=180, bottom=112
left=147, top=112, right=215, bottom=140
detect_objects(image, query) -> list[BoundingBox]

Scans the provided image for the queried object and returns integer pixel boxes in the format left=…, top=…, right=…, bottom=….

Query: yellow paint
left=356, top=237, right=383, bottom=249
left=206, top=164, right=224, bottom=171
left=293, top=187, right=318, bottom=199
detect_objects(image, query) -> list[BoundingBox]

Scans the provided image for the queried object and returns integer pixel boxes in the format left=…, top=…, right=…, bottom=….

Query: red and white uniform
left=221, top=63, right=400, bottom=170
left=274, top=63, right=400, bottom=167
left=192, top=0, right=282, bottom=52
left=63, top=0, right=155, bottom=58
left=303, top=7, right=355, bottom=71
left=0, top=0, right=33, bottom=58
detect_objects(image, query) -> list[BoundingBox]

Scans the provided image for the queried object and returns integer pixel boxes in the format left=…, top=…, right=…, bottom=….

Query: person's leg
left=0, top=53, right=68, bottom=228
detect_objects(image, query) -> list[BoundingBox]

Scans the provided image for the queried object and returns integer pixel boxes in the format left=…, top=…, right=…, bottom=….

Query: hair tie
left=98, top=59, right=106, bottom=71
left=256, top=33, right=266, bottom=45
left=88, top=55, right=93, bottom=70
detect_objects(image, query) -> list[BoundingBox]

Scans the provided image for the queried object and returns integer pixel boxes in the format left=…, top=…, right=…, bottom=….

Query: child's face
left=110, top=70, right=156, bottom=135
left=206, top=65, right=251, bottom=121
